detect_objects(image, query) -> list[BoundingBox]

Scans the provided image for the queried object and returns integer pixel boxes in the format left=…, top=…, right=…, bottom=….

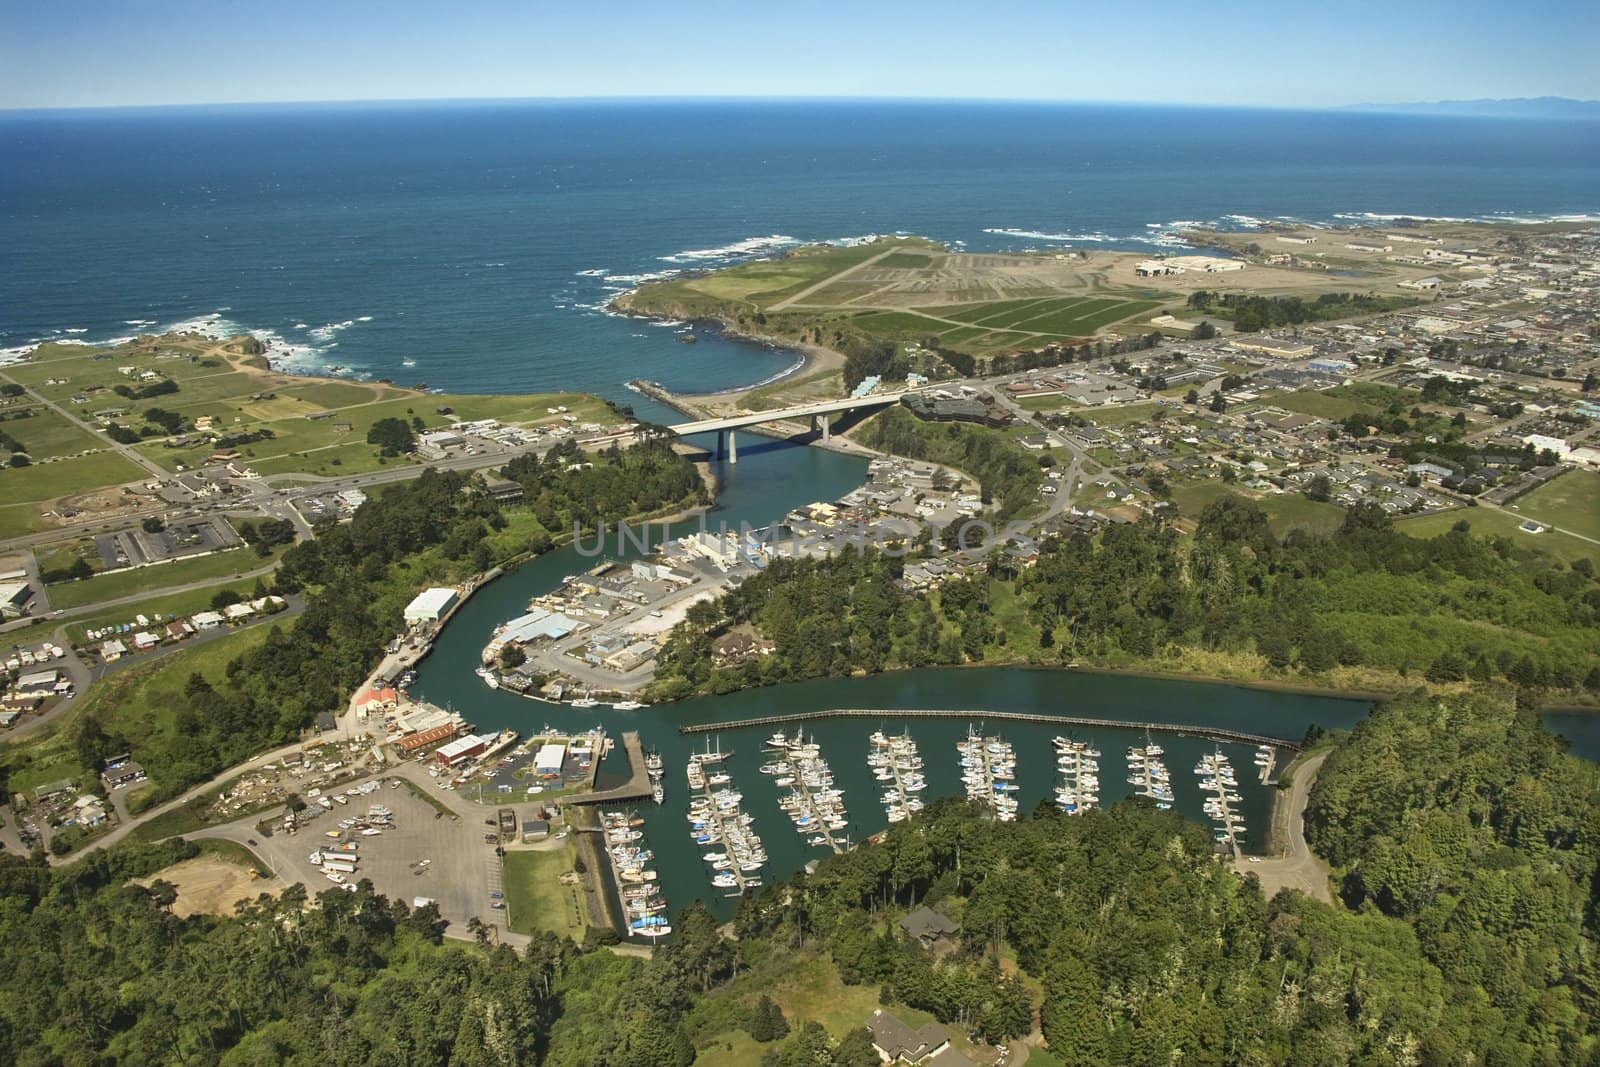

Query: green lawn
left=63, top=575, right=280, bottom=645
left=1, top=406, right=102, bottom=459
left=0, top=451, right=146, bottom=502
left=1515, top=469, right=1600, bottom=541
left=1269, top=383, right=1419, bottom=422
left=1169, top=479, right=1345, bottom=537
left=0, top=504, right=46, bottom=538
left=502, top=845, right=588, bottom=940
left=1398, top=506, right=1596, bottom=566
left=45, top=545, right=280, bottom=610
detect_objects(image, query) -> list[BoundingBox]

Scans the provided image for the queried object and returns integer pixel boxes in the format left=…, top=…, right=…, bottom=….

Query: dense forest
left=649, top=495, right=1600, bottom=701
left=4, top=694, right=1594, bottom=1064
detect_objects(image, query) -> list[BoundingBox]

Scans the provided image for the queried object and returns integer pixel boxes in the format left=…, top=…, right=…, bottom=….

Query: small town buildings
left=101, top=757, right=146, bottom=792
left=479, top=473, right=525, bottom=503
left=434, top=732, right=492, bottom=767
left=521, top=818, right=551, bottom=842
left=404, top=587, right=459, bottom=625
left=0, top=580, right=33, bottom=618
left=191, top=610, right=224, bottom=630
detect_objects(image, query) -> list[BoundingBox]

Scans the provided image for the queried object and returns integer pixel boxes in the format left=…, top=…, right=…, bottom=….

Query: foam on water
left=658, top=234, right=799, bottom=264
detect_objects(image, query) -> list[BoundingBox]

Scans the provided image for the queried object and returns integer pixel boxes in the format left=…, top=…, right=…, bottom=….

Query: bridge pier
left=811, top=413, right=831, bottom=441
left=717, top=429, right=737, bottom=463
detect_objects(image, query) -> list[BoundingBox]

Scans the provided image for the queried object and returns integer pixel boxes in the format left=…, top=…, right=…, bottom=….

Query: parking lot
left=201, top=775, right=510, bottom=940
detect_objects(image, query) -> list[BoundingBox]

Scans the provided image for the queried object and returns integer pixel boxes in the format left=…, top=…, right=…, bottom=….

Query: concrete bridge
left=668, top=392, right=906, bottom=461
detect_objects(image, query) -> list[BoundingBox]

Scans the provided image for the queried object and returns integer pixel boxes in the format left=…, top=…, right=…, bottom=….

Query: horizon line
left=2, top=92, right=1595, bottom=118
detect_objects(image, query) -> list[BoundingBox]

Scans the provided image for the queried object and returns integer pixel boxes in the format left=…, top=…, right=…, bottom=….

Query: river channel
left=404, top=426, right=1391, bottom=921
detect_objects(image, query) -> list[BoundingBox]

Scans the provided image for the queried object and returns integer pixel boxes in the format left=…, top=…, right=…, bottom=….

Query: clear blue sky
left=2, top=0, right=1596, bottom=110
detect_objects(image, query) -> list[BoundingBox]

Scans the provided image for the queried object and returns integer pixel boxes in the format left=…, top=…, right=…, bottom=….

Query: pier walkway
left=565, top=732, right=654, bottom=807
left=682, top=710, right=1302, bottom=751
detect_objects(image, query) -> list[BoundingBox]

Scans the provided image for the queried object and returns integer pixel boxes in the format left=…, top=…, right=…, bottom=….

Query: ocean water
left=3, top=99, right=1597, bottom=406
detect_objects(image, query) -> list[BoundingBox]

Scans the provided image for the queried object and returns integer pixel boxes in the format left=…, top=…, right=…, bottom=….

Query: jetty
left=1126, top=738, right=1174, bottom=809
left=682, top=709, right=1302, bottom=751
left=566, top=731, right=653, bottom=806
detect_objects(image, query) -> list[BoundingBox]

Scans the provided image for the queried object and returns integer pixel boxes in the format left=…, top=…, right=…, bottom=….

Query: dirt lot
left=135, top=856, right=284, bottom=917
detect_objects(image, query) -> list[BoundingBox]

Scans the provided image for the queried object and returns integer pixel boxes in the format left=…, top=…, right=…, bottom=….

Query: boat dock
left=869, top=730, right=927, bottom=826
left=1126, top=739, right=1174, bottom=810
left=1195, top=750, right=1246, bottom=859
left=958, top=729, right=1019, bottom=822
left=682, top=709, right=1302, bottom=751
left=566, top=731, right=653, bottom=806
left=771, top=734, right=848, bottom=854
left=686, top=749, right=765, bottom=896
left=1255, top=744, right=1278, bottom=784
left=603, top=809, right=670, bottom=940
left=1052, top=736, right=1101, bottom=815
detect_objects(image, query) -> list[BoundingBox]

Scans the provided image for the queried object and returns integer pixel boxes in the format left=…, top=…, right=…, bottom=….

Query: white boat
left=570, top=697, right=598, bottom=708
left=614, top=701, right=644, bottom=710
left=474, top=666, right=500, bottom=689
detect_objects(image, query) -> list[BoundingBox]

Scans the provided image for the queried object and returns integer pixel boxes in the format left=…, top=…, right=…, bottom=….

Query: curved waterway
left=411, top=435, right=1373, bottom=920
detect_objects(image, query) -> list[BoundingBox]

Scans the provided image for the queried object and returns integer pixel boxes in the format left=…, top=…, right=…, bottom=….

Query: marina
left=686, top=743, right=767, bottom=895
left=602, top=809, right=672, bottom=939
left=868, top=729, right=927, bottom=825
left=1195, top=749, right=1247, bottom=857
left=958, top=728, right=1019, bottom=822
left=1126, top=737, right=1174, bottom=810
left=1052, top=736, right=1101, bottom=814
left=763, top=729, right=850, bottom=854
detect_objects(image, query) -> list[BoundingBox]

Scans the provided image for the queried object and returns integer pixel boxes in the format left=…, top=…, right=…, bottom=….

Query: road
left=767, top=245, right=903, bottom=312
left=1234, top=750, right=1331, bottom=902
left=0, top=365, right=170, bottom=481
left=4, top=594, right=306, bottom=743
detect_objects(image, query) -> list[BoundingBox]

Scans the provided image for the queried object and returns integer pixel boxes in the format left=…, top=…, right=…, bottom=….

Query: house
left=900, top=906, right=961, bottom=948
left=353, top=687, right=400, bottom=715
left=865, top=1010, right=973, bottom=1066
left=14, top=669, right=59, bottom=696
left=480, top=473, right=525, bottom=503
left=190, top=610, right=224, bottom=630
left=99, top=638, right=128, bottom=662
left=521, top=818, right=551, bottom=842
left=711, top=631, right=774, bottom=663
left=101, top=759, right=146, bottom=791
left=223, top=602, right=255, bottom=622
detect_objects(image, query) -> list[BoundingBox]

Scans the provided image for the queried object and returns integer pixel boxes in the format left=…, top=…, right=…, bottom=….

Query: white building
left=404, top=587, right=459, bottom=625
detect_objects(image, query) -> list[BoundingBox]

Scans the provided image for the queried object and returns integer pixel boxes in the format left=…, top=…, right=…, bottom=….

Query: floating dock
left=869, top=729, right=927, bottom=825
left=686, top=747, right=765, bottom=896
left=767, top=731, right=848, bottom=854
left=958, top=728, right=1019, bottom=822
left=1052, top=736, right=1101, bottom=815
left=1195, top=750, right=1246, bottom=859
left=682, top=709, right=1301, bottom=751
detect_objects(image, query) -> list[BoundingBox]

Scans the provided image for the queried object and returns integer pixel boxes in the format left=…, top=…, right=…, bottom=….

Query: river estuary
left=402, top=420, right=1398, bottom=921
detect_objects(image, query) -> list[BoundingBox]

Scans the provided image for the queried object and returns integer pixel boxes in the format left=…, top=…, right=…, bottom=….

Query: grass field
left=1269, top=383, right=1418, bottom=422
left=4, top=339, right=614, bottom=498
left=1514, top=469, right=1600, bottom=541
left=0, top=406, right=102, bottom=459
left=0, top=625, right=270, bottom=798
left=45, top=545, right=280, bottom=609
left=1398, top=505, right=1597, bottom=566
left=1169, top=479, right=1345, bottom=537
left=0, top=451, right=146, bottom=502
left=0, top=504, right=46, bottom=538
left=63, top=575, right=277, bottom=644
left=503, top=845, right=588, bottom=940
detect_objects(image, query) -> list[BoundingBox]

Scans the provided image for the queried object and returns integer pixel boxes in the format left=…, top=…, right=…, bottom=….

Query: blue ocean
left=2, top=99, right=1597, bottom=404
